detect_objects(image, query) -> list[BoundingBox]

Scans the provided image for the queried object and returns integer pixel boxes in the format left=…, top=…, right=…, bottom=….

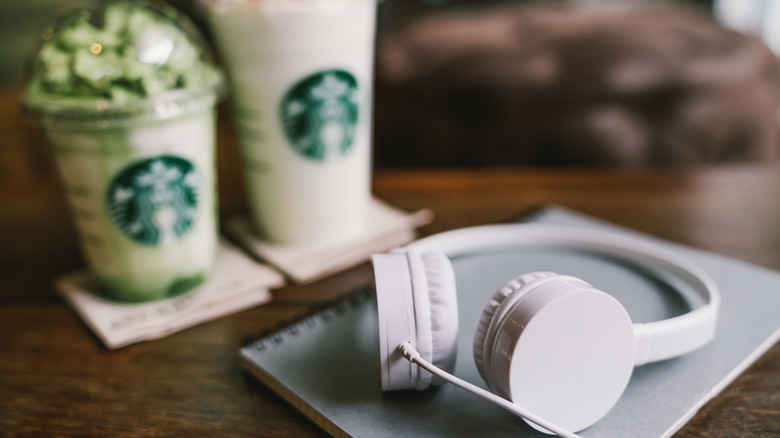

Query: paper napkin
left=57, top=239, right=285, bottom=349
left=227, top=198, right=433, bottom=284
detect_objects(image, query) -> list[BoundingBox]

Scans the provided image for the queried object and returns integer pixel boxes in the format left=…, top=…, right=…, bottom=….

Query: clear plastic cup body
left=44, top=104, right=219, bottom=301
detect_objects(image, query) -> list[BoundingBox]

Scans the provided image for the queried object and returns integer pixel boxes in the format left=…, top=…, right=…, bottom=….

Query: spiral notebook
left=239, top=206, right=780, bottom=438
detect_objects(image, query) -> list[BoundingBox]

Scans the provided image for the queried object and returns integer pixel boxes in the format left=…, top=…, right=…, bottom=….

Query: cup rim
left=22, top=74, right=226, bottom=130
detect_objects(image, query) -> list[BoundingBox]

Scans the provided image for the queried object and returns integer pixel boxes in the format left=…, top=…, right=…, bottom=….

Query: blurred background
left=1, top=0, right=778, bottom=171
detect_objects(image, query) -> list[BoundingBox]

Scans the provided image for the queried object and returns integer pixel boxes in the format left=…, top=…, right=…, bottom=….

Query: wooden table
left=1, top=83, right=779, bottom=436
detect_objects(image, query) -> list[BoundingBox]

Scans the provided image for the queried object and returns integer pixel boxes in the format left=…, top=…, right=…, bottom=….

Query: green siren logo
left=280, top=69, right=359, bottom=161
left=107, top=156, right=199, bottom=246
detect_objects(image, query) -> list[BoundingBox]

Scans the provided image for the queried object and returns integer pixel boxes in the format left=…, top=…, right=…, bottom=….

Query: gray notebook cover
left=240, top=206, right=780, bottom=437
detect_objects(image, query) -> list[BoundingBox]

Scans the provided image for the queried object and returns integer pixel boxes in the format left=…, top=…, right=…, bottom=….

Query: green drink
left=23, top=0, right=224, bottom=301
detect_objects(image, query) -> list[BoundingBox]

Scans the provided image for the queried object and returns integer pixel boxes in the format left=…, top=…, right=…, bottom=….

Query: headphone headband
left=403, top=224, right=720, bottom=365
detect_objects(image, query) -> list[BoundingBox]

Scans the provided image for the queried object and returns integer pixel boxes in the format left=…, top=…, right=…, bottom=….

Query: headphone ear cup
left=484, top=277, right=635, bottom=433
left=407, top=251, right=459, bottom=389
left=373, top=250, right=459, bottom=391
left=421, top=252, right=459, bottom=384
left=472, top=272, right=557, bottom=387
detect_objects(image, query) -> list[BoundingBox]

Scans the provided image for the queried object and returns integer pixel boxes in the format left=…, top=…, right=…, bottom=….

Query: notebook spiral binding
left=242, top=282, right=375, bottom=352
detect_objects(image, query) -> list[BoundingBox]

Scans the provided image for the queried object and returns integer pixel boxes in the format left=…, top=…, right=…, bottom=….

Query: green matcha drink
left=23, top=0, right=224, bottom=302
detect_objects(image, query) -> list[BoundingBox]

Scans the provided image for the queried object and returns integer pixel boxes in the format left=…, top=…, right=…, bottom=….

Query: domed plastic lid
left=23, top=0, right=225, bottom=129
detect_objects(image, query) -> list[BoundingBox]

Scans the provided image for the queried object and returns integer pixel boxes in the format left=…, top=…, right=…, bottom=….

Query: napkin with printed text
left=57, top=239, right=284, bottom=349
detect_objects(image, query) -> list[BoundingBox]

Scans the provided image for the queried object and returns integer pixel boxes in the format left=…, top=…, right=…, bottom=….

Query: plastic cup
left=23, top=0, right=224, bottom=301
left=203, top=0, right=377, bottom=244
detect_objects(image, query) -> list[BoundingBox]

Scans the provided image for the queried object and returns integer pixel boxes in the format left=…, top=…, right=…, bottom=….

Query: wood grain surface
left=1, top=84, right=778, bottom=437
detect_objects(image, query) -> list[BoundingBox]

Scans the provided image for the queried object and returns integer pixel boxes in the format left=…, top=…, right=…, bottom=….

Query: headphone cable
left=398, top=342, right=582, bottom=438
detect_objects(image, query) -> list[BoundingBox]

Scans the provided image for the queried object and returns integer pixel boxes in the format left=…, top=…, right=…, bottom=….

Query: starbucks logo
left=280, top=69, right=359, bottom=161
left=106, top=156, right=199, bottom=246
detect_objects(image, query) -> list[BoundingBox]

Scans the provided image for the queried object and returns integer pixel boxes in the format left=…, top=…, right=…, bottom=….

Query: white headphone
left=372, top=224, right=720, bottom=437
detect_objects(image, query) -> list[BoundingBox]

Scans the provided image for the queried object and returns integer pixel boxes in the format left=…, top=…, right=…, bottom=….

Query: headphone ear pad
left=472, top=272, right=557, bottom=386
left=421, top=252, right=459, bottom=384
left=373, top=250, right=459, bottom=391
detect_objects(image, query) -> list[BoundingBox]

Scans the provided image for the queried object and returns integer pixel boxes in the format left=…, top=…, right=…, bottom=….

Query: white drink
left=205, top=0, right=377, bottom=244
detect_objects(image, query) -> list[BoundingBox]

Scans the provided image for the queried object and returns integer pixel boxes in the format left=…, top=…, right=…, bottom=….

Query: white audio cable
left=398, top=342, right=582, bottom=438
